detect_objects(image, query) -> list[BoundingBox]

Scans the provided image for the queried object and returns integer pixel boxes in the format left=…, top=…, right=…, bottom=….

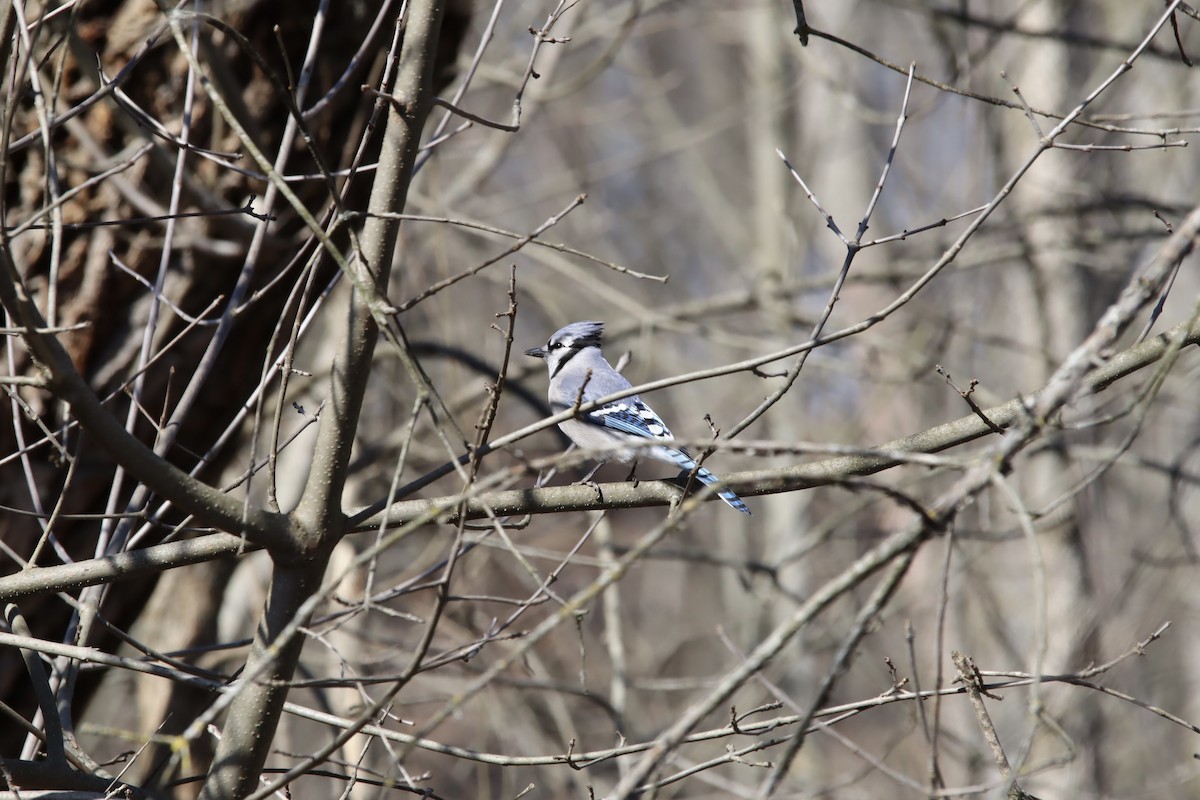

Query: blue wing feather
left=586, top=398, right=674, bottom=441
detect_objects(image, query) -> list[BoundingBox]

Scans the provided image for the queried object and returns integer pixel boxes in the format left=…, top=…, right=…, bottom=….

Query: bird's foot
left=579, top=479, right=603, bottom=502
left=571, top=462, right=605, bottom=501
left=624, top=461, right=640, bottom=488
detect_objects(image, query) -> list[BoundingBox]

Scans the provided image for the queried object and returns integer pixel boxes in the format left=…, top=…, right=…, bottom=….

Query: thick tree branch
left=0, top=534, right=253, bottom=602
left=196, top=558, right=327, bottom=800
left=293, top=0, right=445, bottom=548
left=196, top=3, right=448, bottom=798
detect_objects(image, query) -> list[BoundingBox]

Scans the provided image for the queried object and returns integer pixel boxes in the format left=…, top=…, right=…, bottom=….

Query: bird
left=525, top=320, right=750, bottom=514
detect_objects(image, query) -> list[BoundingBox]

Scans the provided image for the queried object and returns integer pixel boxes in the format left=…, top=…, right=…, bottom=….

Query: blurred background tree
left=1, top=1, right=1198, bottom=797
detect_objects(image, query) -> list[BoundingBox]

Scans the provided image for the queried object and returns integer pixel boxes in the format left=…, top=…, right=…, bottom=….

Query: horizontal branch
left=356, top=315, right=1200, bottom=528
left=0, top=534, right=253, bottom=601
left=4, top=312, right=1190, bottom=603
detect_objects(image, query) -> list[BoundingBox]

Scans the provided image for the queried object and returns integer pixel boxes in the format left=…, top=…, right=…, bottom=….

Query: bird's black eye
left=549, top=341, right=564, bottom=350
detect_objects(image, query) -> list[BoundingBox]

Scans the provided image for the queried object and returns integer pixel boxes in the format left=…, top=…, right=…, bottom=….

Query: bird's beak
left=524, top=346, right=545, bottom=359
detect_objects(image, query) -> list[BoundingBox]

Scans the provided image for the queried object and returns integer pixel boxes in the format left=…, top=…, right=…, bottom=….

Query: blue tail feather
left=667, top=451, right=751, bottom=515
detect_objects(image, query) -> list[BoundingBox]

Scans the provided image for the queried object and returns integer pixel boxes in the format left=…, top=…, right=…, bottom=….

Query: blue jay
left=525, top=321, right=750, bottom=514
